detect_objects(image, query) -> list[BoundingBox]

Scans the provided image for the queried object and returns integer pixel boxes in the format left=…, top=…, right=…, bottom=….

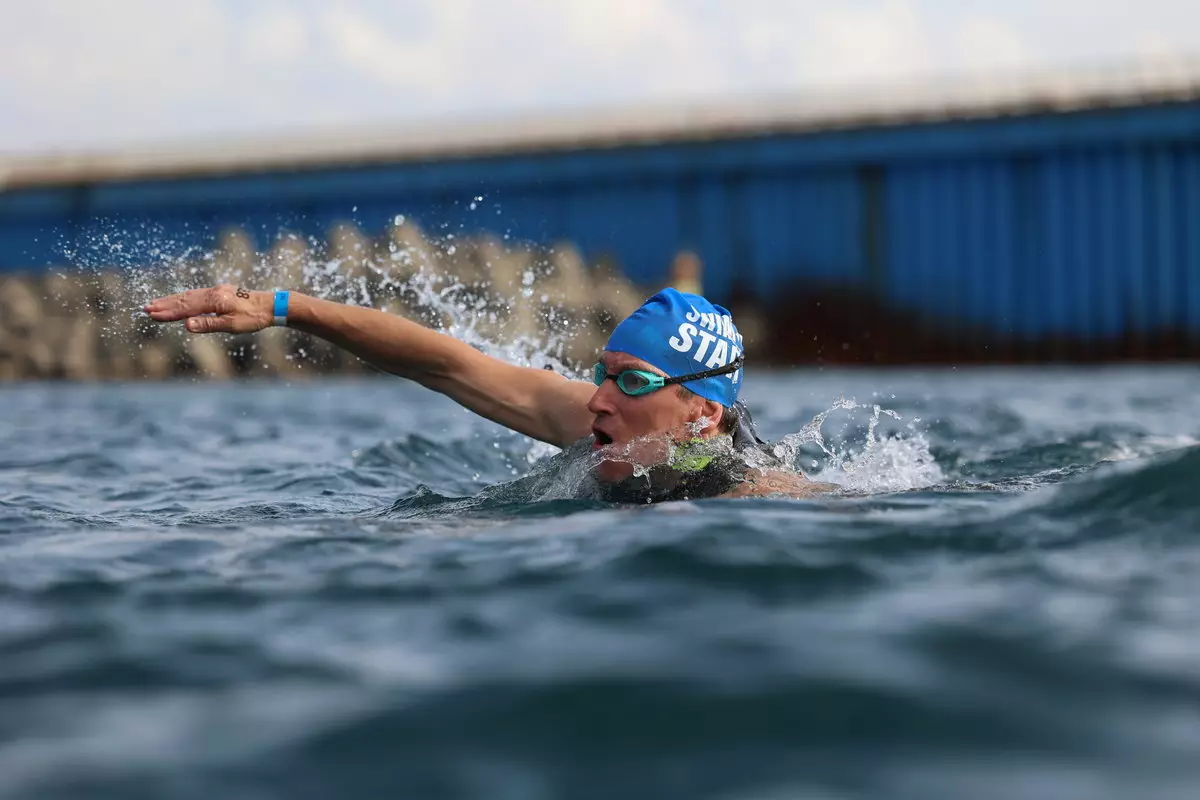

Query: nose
left=587, top=379, right=619, bottom=417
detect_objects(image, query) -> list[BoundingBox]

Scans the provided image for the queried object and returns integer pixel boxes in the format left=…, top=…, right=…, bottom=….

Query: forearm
left=281, top=293, right=466, bottom=383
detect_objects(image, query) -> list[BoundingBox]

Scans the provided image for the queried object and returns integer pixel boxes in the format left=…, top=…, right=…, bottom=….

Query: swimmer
left=144, top=285, right=835, bottom=501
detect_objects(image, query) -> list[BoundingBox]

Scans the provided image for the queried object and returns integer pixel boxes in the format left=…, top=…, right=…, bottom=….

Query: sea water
left=5, top=223, right=1200, bottom=798
left=2, top=367, right=1200, bottom=800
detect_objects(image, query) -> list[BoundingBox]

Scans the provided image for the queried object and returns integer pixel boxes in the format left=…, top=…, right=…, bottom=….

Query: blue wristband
left=272, top=291, right=290, bottom=327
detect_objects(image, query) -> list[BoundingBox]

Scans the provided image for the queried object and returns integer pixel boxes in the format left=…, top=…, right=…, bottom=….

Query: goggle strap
left=660, top=355, right=745, bottom=386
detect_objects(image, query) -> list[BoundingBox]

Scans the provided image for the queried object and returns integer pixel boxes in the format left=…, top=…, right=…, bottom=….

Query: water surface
left=2, top=367, right=1199, bottom=800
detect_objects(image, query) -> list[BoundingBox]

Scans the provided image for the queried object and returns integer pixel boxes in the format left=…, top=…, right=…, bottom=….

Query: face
left=587, top=351, right=713, bottom=483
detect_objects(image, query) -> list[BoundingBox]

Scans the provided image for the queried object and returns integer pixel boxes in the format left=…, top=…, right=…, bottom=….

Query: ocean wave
left=4, top=375, right=1200, bottom=800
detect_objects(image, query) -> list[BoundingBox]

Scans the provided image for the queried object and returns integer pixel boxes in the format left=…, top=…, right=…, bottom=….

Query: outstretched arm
left=144, top=285, right=597, bottom=447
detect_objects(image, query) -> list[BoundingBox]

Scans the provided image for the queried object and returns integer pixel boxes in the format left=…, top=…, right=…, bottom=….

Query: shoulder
left=720, top=468, right=838, bottom=499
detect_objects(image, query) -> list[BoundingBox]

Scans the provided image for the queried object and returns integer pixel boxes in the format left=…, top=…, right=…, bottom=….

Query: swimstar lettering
left=668, top=305, right=743, bottom=384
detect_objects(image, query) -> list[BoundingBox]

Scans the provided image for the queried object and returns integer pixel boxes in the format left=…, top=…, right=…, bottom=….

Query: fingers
left=143, top=284, right=268, bottom=335
left=184, top=314, right=236, bottom=334
left=142, top=284, right=271, bottom=335
left=144, top=287, right=224, bottom=322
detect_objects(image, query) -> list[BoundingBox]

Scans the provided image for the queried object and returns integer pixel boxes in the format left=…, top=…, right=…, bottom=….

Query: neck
left=670, top=435, right=732, bottom=472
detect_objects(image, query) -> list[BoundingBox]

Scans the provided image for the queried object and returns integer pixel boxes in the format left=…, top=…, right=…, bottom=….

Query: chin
left=594, top=456, right=636, bottom=484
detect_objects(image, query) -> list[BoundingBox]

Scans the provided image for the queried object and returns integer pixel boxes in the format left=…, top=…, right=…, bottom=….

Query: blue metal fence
left=2, top=99, right=1199, bottom=352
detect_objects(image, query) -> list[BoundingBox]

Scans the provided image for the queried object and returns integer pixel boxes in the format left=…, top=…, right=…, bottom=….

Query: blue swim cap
left=605, top=288, right=744, bottom=407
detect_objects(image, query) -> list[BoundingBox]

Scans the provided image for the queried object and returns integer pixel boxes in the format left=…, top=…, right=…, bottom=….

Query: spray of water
left=56, top=216, right=619, bottom=459
left=774, top=398, right=944, bottom=493
left=55, top=219, right=942, bottom=498
left=520, top=397, right=944, bottom=501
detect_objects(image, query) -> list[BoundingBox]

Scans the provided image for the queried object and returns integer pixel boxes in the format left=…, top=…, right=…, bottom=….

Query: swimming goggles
left=592, top=356, right=744, bottom=397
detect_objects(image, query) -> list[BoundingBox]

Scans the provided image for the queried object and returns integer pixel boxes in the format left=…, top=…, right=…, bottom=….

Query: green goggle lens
left=591, top=354, right=745, bottom=400
left=592, top=363, right=665, bottom=396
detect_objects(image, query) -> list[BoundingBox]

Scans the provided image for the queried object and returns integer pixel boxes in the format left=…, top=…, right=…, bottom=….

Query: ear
left=690, top=397, right=725, bottom=436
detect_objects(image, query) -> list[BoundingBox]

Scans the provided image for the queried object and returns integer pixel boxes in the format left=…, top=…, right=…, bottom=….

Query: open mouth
left=593, top=429, right=614, bottom=447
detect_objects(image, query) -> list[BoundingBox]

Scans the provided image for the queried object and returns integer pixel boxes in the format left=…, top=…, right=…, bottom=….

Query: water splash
left=50, top=220, right=943, bottom=498
left=515, top=397, right=943, bottom=501
left=51, top=216, right=631, bottom=455
left=1097, top=434, right=1199, bottom=464
left=770, top=398, right=944, bottom=493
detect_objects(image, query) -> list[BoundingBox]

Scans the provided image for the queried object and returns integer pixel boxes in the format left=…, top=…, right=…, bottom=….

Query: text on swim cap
left=669, top=306, right=742, bottom=383
left=684, top=306, right=743, bottom=343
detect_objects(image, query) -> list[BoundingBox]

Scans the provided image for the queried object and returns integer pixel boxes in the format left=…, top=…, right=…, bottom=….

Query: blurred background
left=1, top=0, right=1199, bottom=378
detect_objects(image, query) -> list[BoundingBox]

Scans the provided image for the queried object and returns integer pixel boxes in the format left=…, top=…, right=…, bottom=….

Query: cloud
left=1, top=0, right=1198, bottom=155
left=954, top=17, right=1030, bottom=73
left=798, top=1, right=937, bottom=85
left=321, top=5, right=443, bottom=89
left=243, top=4, right=312, bottom=63
left=2, top=1, right=268, bottom=149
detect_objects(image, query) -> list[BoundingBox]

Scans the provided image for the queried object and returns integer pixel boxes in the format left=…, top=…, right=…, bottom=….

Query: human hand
left=143, top=284, right=274, bottom=334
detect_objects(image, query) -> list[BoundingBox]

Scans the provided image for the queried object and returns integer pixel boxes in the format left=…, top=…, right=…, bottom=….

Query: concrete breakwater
left=0, top=222, right=647, bottom=381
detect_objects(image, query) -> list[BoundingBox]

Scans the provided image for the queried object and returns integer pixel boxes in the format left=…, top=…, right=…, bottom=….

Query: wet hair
left=676, top=385, right=739, bottom=435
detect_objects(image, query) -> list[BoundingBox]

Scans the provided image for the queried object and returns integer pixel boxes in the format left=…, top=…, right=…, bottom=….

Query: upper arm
left=722, top=469, right=839, bottom=499
left=424, top=346, right=596, bottom=448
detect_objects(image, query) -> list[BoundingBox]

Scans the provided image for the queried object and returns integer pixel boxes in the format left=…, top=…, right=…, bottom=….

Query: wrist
left=251, top=290, right=292, bottom=329
left=253, top=291, right=276, bottom=330
left=270, top=290, right=290, bottom=327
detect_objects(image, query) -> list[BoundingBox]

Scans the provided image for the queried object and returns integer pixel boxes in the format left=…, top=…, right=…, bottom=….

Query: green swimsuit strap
left=669, top=438, right=723, bottom=473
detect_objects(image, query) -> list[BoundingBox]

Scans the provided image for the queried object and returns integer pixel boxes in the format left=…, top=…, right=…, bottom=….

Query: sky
left=2, top=0, right=1198, bottom=156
